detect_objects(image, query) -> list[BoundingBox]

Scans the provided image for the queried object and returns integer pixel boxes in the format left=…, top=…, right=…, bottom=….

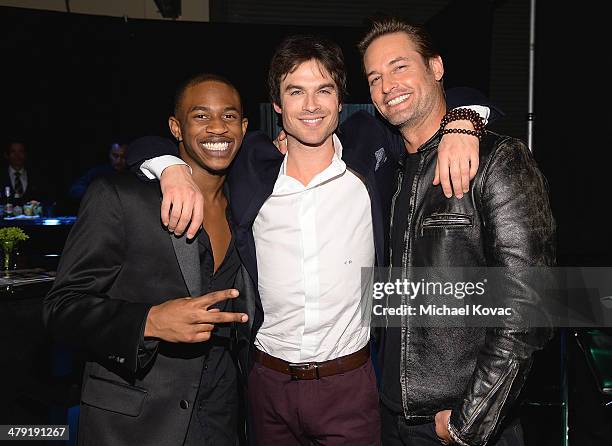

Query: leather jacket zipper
left=400, top=152, right=426, bottom=418
left=422, top=214, right=472, bottom=227
left=388, top=170, right=404, bottom=275
left=421, top=214, right=472, bottom=235
left=387, top=169, right=404, bottom=329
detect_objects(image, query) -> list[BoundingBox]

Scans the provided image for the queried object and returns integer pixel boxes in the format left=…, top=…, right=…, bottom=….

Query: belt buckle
left=288, top=363, right=319, bottom=380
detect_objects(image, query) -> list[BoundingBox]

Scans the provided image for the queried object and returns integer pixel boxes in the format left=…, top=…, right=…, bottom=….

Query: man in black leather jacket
left=359, top=18, right=555, bottom=446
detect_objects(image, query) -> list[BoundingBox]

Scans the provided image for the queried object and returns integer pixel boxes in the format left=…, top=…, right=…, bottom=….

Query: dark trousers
left=248, top=358, right=380, bottom=445
left=381, top=403, right=524, bottom=446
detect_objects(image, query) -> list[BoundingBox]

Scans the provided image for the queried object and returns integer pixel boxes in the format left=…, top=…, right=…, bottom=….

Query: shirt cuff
left=137, top=307, right=159, bottom=370
left=462, top=105, right=490, bottom=126
left=140, top=155, right=190, bottom=180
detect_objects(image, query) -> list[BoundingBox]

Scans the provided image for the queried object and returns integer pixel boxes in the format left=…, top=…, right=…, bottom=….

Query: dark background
left=0, top=1, right=610, bottom=444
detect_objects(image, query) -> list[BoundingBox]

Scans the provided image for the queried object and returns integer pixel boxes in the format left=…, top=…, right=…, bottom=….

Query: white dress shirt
left=253, top=135, right=374, bottom=363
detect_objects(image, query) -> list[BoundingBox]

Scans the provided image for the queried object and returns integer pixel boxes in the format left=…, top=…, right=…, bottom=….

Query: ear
left=338, top=103, right=343, bottom=113
left=241, top=117, right=249, bottom=136
left=430, top=55, right=444, bottom=81
left=273, top=102, right=282, bottom=114
left=168, top=116, right=183, bottom=142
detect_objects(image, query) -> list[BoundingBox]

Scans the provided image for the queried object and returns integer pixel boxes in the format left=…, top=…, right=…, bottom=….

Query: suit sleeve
left=339, top=110, right=405, bottom=165
left=227, top=131, right=283, bottom=224
left=126, top=136, right=180, bottom=179
left=43, top=178, right=157, bottom=374
left=448, top=137, right=555, bottom=445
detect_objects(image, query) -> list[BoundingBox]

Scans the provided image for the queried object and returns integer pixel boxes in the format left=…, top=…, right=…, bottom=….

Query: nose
left=302, top=92, right=321, bottom=113
left=207, top=116, right=229, bottom=134
left=381, top=75, right=397, bottom=95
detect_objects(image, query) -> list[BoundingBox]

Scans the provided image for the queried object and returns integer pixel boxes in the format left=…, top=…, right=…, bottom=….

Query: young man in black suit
left=44, top=74, right=249, bottom=446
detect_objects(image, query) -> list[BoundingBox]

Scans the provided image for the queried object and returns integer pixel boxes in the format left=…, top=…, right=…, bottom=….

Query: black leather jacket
left=391, top=130, right=555, bottom=445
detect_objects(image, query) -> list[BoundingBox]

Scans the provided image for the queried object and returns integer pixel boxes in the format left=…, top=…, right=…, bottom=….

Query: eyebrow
left=366, top=57, right=410, bottom=78
left=189, top=105, right=211, bottom=113
left=188, top=105, right=241, bottom=113
left=284, top=83, right=337, bottom=91
left=389, top=56, right=410, bottom=66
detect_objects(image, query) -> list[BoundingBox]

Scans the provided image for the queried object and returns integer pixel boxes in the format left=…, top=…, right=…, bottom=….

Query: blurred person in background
left=69, top=142, right=128, bottom=200
left=2, top=139, right=50, bottom=203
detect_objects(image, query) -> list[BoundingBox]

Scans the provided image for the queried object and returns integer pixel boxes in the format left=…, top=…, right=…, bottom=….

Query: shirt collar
left=273, top=134, right=346, bottom=195
left=9, top=166, right=24, bottom=175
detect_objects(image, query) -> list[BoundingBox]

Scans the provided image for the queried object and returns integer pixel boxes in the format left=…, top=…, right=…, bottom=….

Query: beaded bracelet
left=440, top=127, right=482, bottom=139
left=440, top=108, right=485, bottom=133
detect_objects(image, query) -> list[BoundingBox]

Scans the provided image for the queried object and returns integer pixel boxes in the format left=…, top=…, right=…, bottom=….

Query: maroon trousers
left=248, top=358, right=381, bottom=445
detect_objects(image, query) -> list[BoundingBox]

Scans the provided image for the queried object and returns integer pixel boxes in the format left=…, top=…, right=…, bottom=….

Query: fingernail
left=241, top=315, right=248, bottom=322
left=231, top=290, right=239, bottom=297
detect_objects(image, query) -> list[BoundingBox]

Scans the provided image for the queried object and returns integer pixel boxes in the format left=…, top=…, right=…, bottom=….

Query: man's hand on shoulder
left=160, top=164, right=203, bottom=238
left=144, top=289, right=248, bottom=343
left=273, top=130, right=288, bottom=154
left=433, top=119, right=480, bottom=199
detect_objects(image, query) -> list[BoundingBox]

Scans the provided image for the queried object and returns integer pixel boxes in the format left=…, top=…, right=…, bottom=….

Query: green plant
left=0, top=227, right=29, bottom=244
left=0, top=227, right=29, bottom=271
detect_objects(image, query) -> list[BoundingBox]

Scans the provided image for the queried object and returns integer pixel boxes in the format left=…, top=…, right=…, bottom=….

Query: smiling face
left=170, top=80, right=248, bottom=174
left=364, top=32, right=444, bottom=130
left=273, top=59, right=341, bottom=149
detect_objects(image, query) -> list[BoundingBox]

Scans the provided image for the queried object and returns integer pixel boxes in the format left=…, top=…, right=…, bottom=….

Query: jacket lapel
left=171, top=234, right=201, bottom=297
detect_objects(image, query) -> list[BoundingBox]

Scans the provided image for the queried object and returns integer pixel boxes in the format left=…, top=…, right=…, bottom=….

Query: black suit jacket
left=44, top=174, right=218, bottom=446
left=1, top=166, right=51, bottom=203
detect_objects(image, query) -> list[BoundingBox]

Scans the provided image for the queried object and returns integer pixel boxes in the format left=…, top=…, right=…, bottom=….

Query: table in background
left=1, top=216, right=76, bottom=271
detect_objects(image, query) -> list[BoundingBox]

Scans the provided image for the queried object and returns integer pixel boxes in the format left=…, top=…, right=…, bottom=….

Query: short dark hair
left=268, top=35, right=348, bottom=105
left=173, top=73, right=243, bottom=116
left=3, top=139, right=26, bottom=154
left=357, top=17, right=439, bottom=63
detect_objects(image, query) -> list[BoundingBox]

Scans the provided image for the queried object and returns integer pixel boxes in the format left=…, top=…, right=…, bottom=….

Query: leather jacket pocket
left=421, top=213, right=472, bottom=236
left=81, top=374, right=148, bottom=417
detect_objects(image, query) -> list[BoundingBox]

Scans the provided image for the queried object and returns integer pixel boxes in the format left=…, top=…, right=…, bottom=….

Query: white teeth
left=302, top=118, right=322, bottom=124
left=201, top=142, right=230, bottom=151
left=387, top=94, right=409, bottom=106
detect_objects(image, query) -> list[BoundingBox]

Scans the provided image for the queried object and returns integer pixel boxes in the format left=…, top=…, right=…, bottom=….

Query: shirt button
left=180, top=400, right=189, bottom=409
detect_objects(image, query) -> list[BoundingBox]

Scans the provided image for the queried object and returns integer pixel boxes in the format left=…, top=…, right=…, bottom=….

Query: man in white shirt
left=128, top=35, right=487, bottom=444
